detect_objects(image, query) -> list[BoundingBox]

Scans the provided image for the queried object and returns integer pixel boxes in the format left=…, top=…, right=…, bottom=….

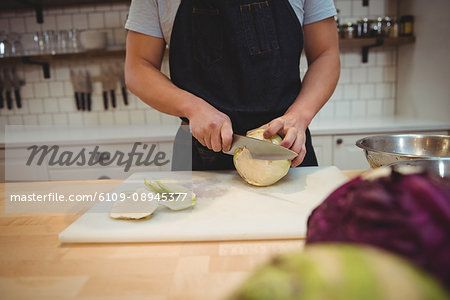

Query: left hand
left=252, top=114, right=308, bottom=167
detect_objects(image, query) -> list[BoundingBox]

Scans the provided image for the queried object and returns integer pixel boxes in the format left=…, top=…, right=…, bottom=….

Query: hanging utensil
left=85, top=70, right=93, bottom=111
left=100, top=65, right=109, bottom=110
left=70, top=69, right=81, bottom=110
left=108, top=65, right=116, bottom=108
left=77, top=70, right=86, bottom=111
left=0, top=72, right=4, bottom=109
left=11, top=68, right=24, bottom=109
left=116, top=64, right=128, bottom=106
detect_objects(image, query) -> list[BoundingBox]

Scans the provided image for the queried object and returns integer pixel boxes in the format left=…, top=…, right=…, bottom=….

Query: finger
left=211, top=125, right=222, bottom=152
left=195, top=132, right=206, bottom=147
left=195, top=136, right=206, bottom=147
left=291, top=147, right=306, bottom=168
left=221, top=122, right=233, bottom=152
left=263, top=119, right=284, bottom=139
left=280, top=127, right=296, bottom=149
left=204, top=128, right=212, bottom=150
left=289, top=133, right=304, bottom=158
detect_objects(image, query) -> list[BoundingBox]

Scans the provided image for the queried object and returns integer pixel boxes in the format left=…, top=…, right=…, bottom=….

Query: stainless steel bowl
left=356, top=134, right=450, bottom=168
left=388, top=158, right=450, bottom=180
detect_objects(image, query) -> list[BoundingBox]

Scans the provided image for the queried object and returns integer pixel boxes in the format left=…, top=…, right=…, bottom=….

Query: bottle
left=382, top=17, right=393, bottom=37
left=399, top=15, right=414, bottom=36
left=390, top=18, right=399, bottom=37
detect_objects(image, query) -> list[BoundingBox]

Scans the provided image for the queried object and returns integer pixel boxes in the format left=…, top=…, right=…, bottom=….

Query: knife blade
left=12, top=68, right=24, bottom=109
left=100, top=66, right=109, bottom=110
left=110, top=89, right=116, bottom=108
left=116, top=64, right=128, bottom=105
left=85, top=71, right=93, bottom=111
left=5, top=89, right=13, bottom=110
left=108, top=66, right=117, bottom=108
left=78, top=70, right=86, bottom=111
left=223, top=134, right=298, bottom=160
left=70, top=70, right=81, bottom=110
left=0, top=72, right=4, bottom=109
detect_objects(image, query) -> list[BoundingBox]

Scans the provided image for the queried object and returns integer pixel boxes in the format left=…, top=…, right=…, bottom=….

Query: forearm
left=286, top=50, right=340, bottom=126
left=124, top=32, right=233, bottom=151
left=125, top=56, right=207, bottom=119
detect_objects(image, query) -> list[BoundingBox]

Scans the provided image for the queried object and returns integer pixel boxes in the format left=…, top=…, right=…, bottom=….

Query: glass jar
left=375, top=17, right=384, bottom=36
left=399, top=15, right=414, bottom=36
left=382, top=17, right=393, bottom=37
left=389, top=18, right=399, bottom=37
left=341, top=22, right=356, bottom=39
left=0, top=30, right=12, bottom=57
left=357, top=18, right=378, bottom=38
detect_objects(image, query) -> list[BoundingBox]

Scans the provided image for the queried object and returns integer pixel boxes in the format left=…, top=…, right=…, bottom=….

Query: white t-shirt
left=125, top=0, right=337, bottom=46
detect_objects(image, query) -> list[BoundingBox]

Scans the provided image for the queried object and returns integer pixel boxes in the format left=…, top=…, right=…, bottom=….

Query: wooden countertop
left=0, top=170, right=364, bottom=300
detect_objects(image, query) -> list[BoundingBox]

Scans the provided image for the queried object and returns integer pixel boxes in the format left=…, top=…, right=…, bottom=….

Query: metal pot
left=355, top=134, right=450, bottom=168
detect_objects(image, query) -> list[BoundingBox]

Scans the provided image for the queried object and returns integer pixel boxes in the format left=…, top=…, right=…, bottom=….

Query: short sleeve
left=303, top=0, right=337, bottom=25
left=125, top=0, right=163, bottom=38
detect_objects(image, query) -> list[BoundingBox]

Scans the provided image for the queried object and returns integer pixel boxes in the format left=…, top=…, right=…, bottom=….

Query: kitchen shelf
left=339, top=36, right=416, bottom=48
left=2, top=0, right=130, bottom=23
left=339, top=36, right=416, bottom=63
left=0, top=48, right=126, bottom=78
left=17, top=48, right=125, bottom=61
left=1, top=36, right=414, bottom=77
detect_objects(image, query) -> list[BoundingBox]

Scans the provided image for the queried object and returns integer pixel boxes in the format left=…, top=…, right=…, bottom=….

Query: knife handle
left=87, top=93, right=92, bottom=111
left=6, top=91, right=13, bottom=110
left=14, top=89, right=22, bottom=109
left=121, top=87, right=128, bottom=105
left=103, top=91, right=108, bottom=110
left=110, top=90, right=116, bottom=108
left=0, top=89, right=4, bottom=109
left=75, top=92, right=81, bottom=110
left=80, top=93, right=86, bottom=111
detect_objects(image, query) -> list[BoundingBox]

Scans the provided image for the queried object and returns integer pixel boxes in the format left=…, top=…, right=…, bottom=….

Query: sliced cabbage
left=156, top=181, right=196, bottom=211
left=110, top=187, right=158, bottom=220
left=233, top=129, right=290, bottom=186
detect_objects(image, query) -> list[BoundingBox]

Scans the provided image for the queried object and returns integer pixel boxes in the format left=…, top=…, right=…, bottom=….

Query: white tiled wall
left=0, top=2, right=180, bottom=128
left=1, top=0, right=398, bottom=127
left=314, top=0, right=398, bottom=120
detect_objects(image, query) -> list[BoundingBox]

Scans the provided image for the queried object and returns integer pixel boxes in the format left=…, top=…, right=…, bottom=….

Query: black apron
left=170, top=0, right=317, bottom=171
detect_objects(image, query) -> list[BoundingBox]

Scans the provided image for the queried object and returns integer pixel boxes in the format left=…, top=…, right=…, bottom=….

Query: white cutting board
left=59, top=166, right=348, bottom=243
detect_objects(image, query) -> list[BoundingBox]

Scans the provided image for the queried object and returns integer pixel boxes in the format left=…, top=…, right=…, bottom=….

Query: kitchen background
left=0, top=0, right=448, bottom=127
left=0, top=0, right=449, bottom=181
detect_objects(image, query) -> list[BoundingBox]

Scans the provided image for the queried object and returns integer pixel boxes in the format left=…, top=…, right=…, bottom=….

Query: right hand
left=186, top=102, right=233, bottom=152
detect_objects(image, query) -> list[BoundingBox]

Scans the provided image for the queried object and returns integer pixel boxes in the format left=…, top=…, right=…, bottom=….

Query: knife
left=116, top=64, right=128, bottom=105
left=223, top=134, right=298, bottom=160
left=11, top=68, right=24, bottom=109
left=108, top=66, right=116, bottom=108
left=78, top=70, right=86, bottom=111
left=110, top=88, right=116, bottom=108
left=100, top=66, right=109, bottom=110
left=0, top=72, right=4, bottom=109
left=85, top=71, right=93, bottom=111
left=70, top=70, right=81, bottom=110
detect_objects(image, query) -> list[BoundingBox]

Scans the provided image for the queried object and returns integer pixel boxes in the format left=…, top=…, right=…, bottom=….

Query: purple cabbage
left=306, top=169, right=450, bottom=289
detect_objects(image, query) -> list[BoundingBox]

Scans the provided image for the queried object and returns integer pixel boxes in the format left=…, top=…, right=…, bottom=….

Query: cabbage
left=233, top=129, right=290, bottom=186
left=228, top=244, right=449, bottom=300
left=306, top=167, right=450, bottom=289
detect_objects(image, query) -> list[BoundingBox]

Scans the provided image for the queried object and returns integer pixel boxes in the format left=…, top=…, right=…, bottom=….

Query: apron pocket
left=240, top=1, right=280, bottom=56
left=192, top=7, right=223, bottom=67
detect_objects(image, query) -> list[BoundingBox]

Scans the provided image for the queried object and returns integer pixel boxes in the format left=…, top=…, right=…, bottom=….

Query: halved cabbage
left=233, top=129, right=291, bottom=187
